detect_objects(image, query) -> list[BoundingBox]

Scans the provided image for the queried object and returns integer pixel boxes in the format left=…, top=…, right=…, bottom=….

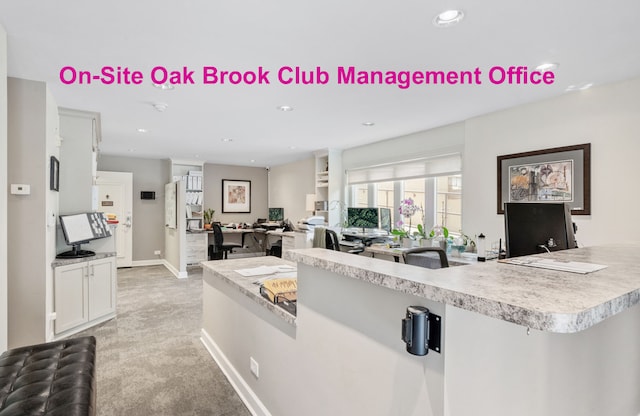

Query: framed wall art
left=497, top=143, right=591, bottom=215
left=222, top=179, right=251, bottom=213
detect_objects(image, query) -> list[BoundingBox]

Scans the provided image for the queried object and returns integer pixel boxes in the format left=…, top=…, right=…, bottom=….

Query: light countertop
left=201, top=256, right=297, bottom=325
left=285, top=245, right=640, bottom=333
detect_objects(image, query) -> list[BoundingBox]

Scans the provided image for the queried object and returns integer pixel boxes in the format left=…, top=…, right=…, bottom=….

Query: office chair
left=326, top=229, right=364, bottom=254
left=402, top=247, right=449, bottom=269
left=209, top=223, right=242, bottom=260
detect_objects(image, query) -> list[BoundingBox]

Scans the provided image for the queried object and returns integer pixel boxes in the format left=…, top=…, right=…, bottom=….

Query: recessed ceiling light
left=433, top=10, right=464, bottom=27
left=221, top=138, right=234, bottom=142
left=153, top=82, right=174, bottom=90
left=362, top=122, right=375, bottom=127
left=137, top=128, right=148, bottom=133
left=536, top=63, right=559, bottom=71
left=250, top=159, right=256, bottom=163
left=277, top=105, right=293, bottom=112
left=152, top=102, right=168, bottom=112
left=288, top=145, right=297, bottom=150
left=127, top=148, right=136, bottom=152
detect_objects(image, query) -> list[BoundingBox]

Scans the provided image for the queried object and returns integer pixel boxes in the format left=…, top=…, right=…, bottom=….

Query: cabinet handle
left=91, top=265, right=95, bottom=276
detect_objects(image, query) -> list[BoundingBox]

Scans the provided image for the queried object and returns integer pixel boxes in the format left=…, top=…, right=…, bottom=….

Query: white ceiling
left=2, top=0, right=640, bottom=167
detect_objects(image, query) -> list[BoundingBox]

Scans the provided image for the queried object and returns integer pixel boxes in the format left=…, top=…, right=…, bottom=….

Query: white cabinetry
left=53, top=255, right=116, bottom=337
left=185, top=232, right=207, bottom=265
left=58, top=108, right=101, bottom=214
left=314, top=149, right=342, bottom=226
left=281, top=231, right=311, bottom=256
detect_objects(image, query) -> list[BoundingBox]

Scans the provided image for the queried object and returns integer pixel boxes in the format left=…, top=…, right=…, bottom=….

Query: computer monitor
left=504, top=202, right=577, bottom=258
left=379, top=208, right=392, bottom=233
left=269, top=207, right=284, bottom=222
left=58, top=212, right=112, bottom=258
left=347, top=207, right=379, bottom=233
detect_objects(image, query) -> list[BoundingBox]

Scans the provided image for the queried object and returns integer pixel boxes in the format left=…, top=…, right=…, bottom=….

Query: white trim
left=162, top=259, right=188, bottom=279
left=51, top=312, right=116, bottom=341
left=200, top=328, right=272, bottom=416
left=131, top=259, right=165, bottom=267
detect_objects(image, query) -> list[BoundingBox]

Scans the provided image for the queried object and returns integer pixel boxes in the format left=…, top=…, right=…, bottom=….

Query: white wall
left=268, top=157, right=315, bottom=222
left=44, top=87, right=59, bottom=342
left=203, top=163, right=269, bottom=224
left=0, top=24, right=8, bottom=353
left=463, top=77, right=640, bottom=247
left=203, top=263, right=446, bottom=416
left=7, top=77, right=58, bottom=347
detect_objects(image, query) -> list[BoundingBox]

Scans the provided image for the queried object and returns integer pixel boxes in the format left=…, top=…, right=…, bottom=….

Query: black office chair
left=209, top=223, right=242, bottom=260
left=402, top=247, right=449, bottom=269
left=326, top=229, right=364, bottom=254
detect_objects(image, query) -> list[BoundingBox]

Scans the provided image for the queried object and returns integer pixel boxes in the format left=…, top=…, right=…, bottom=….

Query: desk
left=364, top=243, right=475, bottom=266
left=203, top=246, right=640, bottom=415
left=204, top=228, right=263, bottom=255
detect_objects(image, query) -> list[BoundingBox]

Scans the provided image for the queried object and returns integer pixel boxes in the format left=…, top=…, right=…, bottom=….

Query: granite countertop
left=201, top=256, right=297, bottom=325
left=52, top=251, right=117, bottom=268
left=285, top=245, right=640, bottom=333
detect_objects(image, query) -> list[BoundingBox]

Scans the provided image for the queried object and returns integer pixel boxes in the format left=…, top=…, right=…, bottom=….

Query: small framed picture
left=50, top=156, right=60, bottom=191
left=222, top=179, right=251, bottom=213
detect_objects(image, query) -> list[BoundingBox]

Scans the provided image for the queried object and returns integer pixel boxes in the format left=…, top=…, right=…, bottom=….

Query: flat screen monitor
left=269, top=207, right=284, bottom=222
left=379, top=208, right=392, bottom=233
left=504, top=202, right=577, bottom=258
left=347, top=207, right=379, bottom=232
left=58, top=212, right=112, bottom=259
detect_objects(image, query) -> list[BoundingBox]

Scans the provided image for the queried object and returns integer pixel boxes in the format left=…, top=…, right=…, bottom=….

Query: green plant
left=412, top=224, right=428, bottom=240
left=391, top=228, right=410, bottom=239
left=203, top=208, right=215, bottom=224
left=429, top=225, right=449, bottom=239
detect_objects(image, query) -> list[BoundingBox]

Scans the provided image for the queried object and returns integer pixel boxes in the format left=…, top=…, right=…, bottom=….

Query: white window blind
left=346, top=153, right=462, bottom=185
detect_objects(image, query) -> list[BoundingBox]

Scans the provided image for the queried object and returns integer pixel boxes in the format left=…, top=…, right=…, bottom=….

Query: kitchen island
left=201, top=245, right=640, bottom=416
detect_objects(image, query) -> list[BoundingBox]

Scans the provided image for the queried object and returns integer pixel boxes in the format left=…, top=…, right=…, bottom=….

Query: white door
left=96, top=171, right=133, bottom=267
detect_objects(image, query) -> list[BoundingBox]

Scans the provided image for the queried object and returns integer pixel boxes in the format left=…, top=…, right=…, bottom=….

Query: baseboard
left=131, top=259, right=165, bottom=267
left=200, top=328, right=271, bottom=416
left=162, top=260, right=188, bottom=279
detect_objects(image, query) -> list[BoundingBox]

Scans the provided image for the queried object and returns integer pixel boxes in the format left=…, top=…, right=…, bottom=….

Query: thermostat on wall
left=140, top=191, right=156, bottom=200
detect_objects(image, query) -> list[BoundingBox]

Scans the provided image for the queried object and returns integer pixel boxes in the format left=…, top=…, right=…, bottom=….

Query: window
left=436, top=175, right=462, bottom=232
left=348, top=174, right=462, bottom=234
left=346, top=152, right=462, bottom=234
left=376, top=181, right=394, bottom=211
left=352, top=184, right=368, bottom=207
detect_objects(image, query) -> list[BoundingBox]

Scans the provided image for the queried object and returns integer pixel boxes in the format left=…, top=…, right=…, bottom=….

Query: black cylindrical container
left=402, top=306, right=430, bottom=356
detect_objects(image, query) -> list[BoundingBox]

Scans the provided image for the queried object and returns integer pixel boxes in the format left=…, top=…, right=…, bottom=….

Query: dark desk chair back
left=209, top=223, right=242, bottom=260
left=326, top=229, right=363, bottom=254
left=326, top=229, right=341, bottom=251
left=402, top=247, right=449, bottom=269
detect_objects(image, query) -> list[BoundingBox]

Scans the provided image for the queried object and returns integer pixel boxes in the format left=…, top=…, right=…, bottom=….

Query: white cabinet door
left=54, top=256, right=116, bottom=336
left=88, top=257, right=116, bottom=320
left=54, top=262, right=88, bottom=333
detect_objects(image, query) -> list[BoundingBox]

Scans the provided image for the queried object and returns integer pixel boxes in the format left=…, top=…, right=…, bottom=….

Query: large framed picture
left=222, top=179, right=251, bottom=213
left=497, top=143, right=591, bottom=215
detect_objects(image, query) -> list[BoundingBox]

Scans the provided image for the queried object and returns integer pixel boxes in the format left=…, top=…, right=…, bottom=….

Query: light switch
left=11, top=184, right=31, bottom=195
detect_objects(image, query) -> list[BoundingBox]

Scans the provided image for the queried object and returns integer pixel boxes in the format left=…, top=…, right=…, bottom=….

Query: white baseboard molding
left=200, top=328, right=271, bottom=416
left=162, top=260, right=188, bottom=279
left=131, top=259, right=165, bottom=267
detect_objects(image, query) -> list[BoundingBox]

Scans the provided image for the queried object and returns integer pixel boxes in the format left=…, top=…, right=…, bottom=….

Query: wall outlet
left=250, top=357, right=259, bottom=378
left=154, top=250, right=161, bottom=255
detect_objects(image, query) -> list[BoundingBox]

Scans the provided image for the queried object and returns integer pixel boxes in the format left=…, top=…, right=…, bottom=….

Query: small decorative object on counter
left=477, top=233, right=486, bottom=262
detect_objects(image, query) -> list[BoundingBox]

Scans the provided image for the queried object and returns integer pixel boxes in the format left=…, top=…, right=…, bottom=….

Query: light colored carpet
left=76, top=265, right=251, bottom=416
